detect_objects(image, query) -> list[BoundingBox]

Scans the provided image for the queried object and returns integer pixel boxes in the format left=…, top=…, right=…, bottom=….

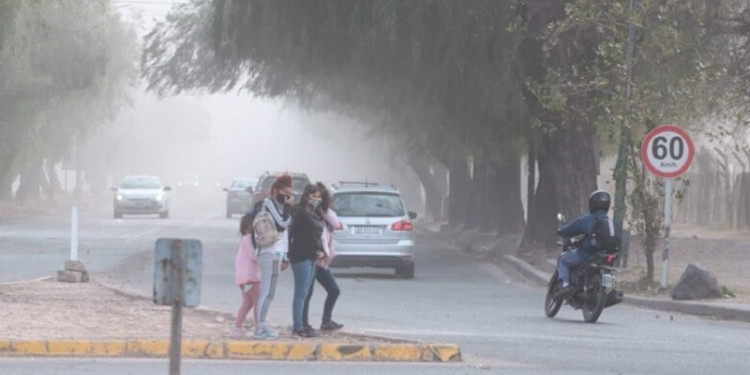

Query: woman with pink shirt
left=302, top=182, right=344, bottom=331
left=231, top=213, right=262, bottom=338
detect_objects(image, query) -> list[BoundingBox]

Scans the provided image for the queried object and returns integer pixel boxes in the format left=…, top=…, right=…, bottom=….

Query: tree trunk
left=465, top=157, right=488, bottom=231
left=494, top=158, right=524, bottom=234
left=432, top=162, right=449, bottom=221
left=0, top=168, right=14, bottom=201
left=407, top=150, right=443, bottom=222
left=448, top=155, right=471, bottom=227
left=15, top=159, right=44, bottom=203
left=519, top=135, right=559, bottom=255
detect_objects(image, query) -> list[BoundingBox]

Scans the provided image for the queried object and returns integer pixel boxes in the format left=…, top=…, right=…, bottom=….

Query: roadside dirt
left=617, top=223, right=750, bottom=303
left=0, top=277, right=401, bottom=343
left=447, top=223, right=750, bottom=304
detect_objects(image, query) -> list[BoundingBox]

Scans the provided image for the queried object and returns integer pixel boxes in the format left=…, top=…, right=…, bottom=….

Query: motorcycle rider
left=555, top=190, right=613, bottom=299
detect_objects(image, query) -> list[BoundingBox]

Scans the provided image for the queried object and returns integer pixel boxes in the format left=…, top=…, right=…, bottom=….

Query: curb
left=0, top=340, right=461, bottom=362
left=501, top=254, right=750, bottom=323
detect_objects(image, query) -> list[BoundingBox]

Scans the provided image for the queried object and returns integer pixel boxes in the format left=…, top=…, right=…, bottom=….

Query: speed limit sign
left=641, top=125, right=695, bottom=178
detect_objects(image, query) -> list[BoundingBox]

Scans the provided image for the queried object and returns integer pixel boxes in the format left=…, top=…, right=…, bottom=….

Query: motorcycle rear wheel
left=582, top=273, right=606, bottom=323
left=545, top=271, right=562, bottom=318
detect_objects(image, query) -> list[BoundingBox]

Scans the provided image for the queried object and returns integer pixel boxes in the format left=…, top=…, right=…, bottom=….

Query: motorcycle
left=544, top=214, right=624, bottom=323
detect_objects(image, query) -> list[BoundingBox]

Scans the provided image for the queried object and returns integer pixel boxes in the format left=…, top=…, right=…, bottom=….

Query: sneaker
left=293, top=328, right=318, bottom=338
left=320, top=321, right=344, bottom=331
left=554, top=285, right=573, bottom=300
left=262, top=326, right=279, bottom=338
left=228, top=326, right=246, bottom=338
left=303, top=323, right=313, bottom=332
left=252, top=328, right=277, bottom=340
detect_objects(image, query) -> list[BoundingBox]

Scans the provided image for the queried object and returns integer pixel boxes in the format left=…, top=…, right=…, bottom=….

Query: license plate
left=602, top=274, right=614, bottom=288
left=135, top=201, right=150, bottom=207
left=354, top=226, right=381, bottom=235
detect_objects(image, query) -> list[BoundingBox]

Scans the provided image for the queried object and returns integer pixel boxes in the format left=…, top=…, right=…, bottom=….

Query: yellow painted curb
left=126, top=340, right=169, bottom=357
left=90, top=341, right=127, bottom=356
left=373, top=343, right=422, bottom=361
left=0, top=340, right=12, bottom=352
left=285, top=342, right=316, bottom=360
left=0, top=340, right=461, bottom=362
left=48, top=341, right=91, bottom=356
left=317, top=344, right=372, bottom=361
left=422, top=344, right=462, bottom=362
left=181, top=340, right=210, bottom=358
left=11, top=341, right=47, bottom=356
left=225, top=341, right=290, bottom=360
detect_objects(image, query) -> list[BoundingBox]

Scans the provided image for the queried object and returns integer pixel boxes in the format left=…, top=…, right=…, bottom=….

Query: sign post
left=641, top=125, right=695, bottom=289
left=154, top=238, right=202, bottom=375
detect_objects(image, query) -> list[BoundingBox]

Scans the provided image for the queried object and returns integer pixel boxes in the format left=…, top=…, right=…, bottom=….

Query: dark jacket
left=558, top=209, right=609, bottom=258
left=288, top=204, right=324, bottom=263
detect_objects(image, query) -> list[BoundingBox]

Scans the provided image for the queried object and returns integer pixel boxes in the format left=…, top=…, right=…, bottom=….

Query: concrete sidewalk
left=0, top=277, right=461, bottom=362
left=502, top=254, right=750, bottom=323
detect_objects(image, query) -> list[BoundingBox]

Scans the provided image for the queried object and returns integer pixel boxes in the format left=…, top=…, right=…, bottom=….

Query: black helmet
left=589, top=190, right=611, bottom=213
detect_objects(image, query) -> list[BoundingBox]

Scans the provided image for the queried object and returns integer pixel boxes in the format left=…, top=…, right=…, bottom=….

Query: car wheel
left=114, top=211, right=122, bottom=219
left=226, top=209, right=232, bottom=219
left=159, top=210, right=169, bottom=219
left=395, top=264, right=415, bottom=279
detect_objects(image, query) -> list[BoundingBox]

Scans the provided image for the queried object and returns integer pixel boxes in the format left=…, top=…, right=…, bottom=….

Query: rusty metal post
left=169, top=239, right=184, bottom=375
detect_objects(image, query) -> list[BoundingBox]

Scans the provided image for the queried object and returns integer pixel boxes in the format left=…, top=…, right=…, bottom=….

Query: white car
left=112, top=176, right=171, bottom=219
left=329, top=182, right=417, bottom=278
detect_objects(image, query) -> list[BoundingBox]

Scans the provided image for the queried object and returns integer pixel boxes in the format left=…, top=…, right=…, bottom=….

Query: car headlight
left=155, top=194, right=164, bottom=202
left=116, top=194, right=124, bottom=201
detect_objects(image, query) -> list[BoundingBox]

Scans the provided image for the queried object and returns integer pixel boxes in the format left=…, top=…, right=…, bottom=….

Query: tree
left=525, top=0, right=748, bottom=283
left=143, top=0, right=527, bottom=232
left=0, top=0, right=136, bottom=201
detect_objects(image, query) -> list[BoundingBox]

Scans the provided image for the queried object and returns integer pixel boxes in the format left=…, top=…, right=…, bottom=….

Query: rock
left=57, top=268, right=90, bottom=283
left=58, top=270, right=84, bottom=283
left=65, top=260, right=87, bottom=273
left=670, top=263, right=723, bottom=300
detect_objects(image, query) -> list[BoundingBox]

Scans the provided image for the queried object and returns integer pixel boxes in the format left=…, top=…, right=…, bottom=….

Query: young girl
left=231, top=213, right=262, bottom=338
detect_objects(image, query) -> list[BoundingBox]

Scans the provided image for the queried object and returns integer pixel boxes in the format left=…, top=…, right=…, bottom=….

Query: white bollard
left=71, top=206, right=78, bottom=261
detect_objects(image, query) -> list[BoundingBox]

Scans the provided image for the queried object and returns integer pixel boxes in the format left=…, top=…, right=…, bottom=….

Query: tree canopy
left=0, top=0, right=136, bottom=200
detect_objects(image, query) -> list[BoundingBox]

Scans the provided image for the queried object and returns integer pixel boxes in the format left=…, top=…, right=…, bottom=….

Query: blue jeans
left=291, top=259, right=316, bottom=332
left=303, top=266, right=341, bottom=326
left=558, top=250, right=585, bottom=286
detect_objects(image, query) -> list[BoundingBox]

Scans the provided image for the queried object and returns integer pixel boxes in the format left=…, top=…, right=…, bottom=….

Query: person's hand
left=281, top=260, right=289, bottom=271
left=284, top=194, right=294, bottom=206
left=317, top=251, right=326, bottom=259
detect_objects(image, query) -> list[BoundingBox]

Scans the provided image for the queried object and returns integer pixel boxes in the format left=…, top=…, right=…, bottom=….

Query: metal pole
left=169, top=240, right=184, bottom=375
left=70, top=207, right=79, bottom=261
left=613, top=0, right=639, bottom=261
left=660, top=178, right=674, bottom=288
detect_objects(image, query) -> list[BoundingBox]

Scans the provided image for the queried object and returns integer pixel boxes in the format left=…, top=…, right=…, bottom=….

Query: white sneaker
left=228, top=326, right=246, bottom=338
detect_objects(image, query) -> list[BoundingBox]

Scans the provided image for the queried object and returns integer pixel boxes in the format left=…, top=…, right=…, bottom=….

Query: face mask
left=276, top=194, right=287, bottom=203
left=308, top=198, right=321, bottom=209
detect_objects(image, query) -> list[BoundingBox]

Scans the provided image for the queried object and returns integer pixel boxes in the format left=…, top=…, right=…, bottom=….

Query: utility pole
left=613, top=0, right=639, bottom=267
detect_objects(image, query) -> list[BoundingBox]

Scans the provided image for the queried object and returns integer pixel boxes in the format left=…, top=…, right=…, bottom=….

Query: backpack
left=253, top=203, right=281, bottom=248
left=590, top=216, right=620, bottom=253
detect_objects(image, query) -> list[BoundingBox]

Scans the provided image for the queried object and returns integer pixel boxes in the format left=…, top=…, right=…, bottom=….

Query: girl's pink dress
left=235, top=234, right=261, bottom=285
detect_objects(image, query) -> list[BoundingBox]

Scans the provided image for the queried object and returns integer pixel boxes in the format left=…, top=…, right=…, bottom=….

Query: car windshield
left=333, top=192, right=405, bottom=217
left=120, top=177, right=162, bottom=190
left=259, top=176, right=309, bottom=193
left=231, top=180, right=254, bottom=189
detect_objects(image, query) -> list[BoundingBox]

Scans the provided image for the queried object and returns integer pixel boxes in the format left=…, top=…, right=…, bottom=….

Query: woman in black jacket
left=288, top=184, right=324, bottom=337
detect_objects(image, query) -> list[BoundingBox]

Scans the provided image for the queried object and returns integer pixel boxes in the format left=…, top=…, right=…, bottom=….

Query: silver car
left=223, top=177, right=258, bottom=218
left=330, top=182, right=417, bottom=278
left=112, top=176, right=171, bottom=219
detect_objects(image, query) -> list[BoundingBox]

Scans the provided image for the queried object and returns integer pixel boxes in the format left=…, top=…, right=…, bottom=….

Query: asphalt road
left=1, top=192, right=750, bottom=374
